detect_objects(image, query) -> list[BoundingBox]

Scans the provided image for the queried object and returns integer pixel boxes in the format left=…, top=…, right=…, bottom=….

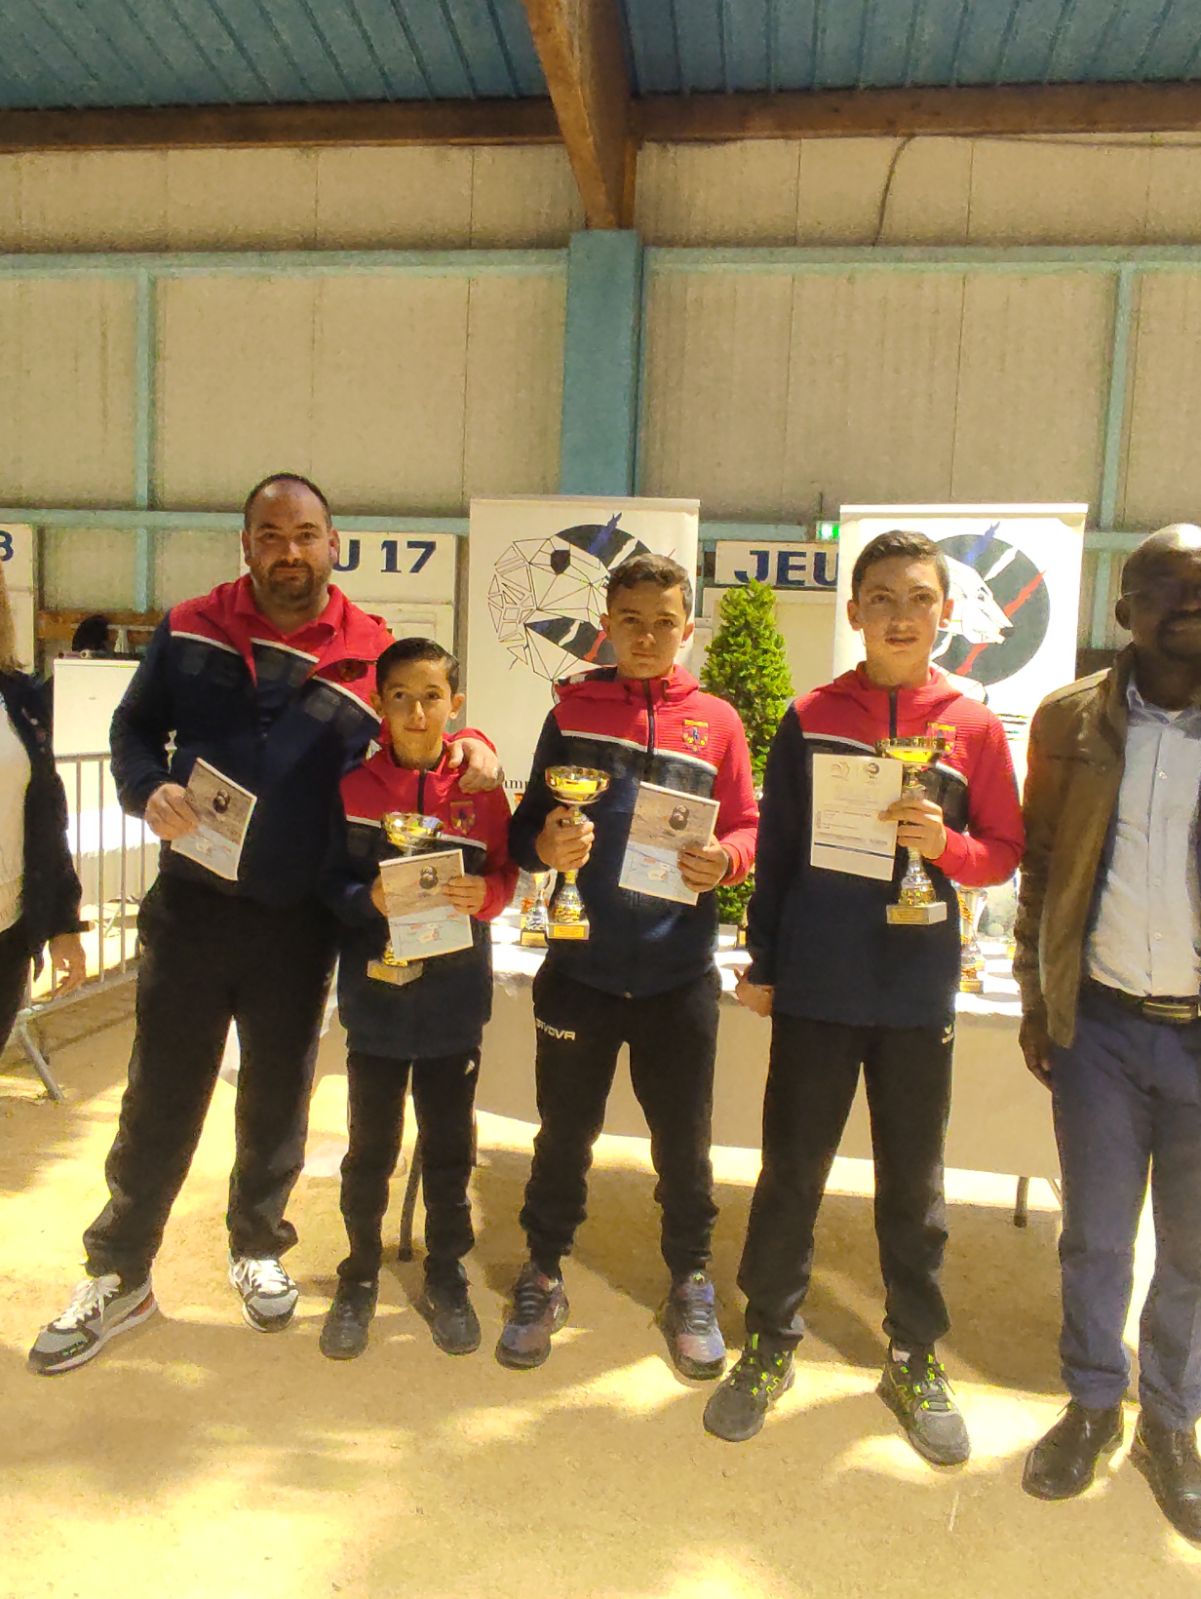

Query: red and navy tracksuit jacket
left=509, top=665, right=759, bottom=998
left=746, top=666, right=1024, bottom=1029
left=110, top=576, right=392, bottom=907
left=323, top=740, right=518, bottom=1059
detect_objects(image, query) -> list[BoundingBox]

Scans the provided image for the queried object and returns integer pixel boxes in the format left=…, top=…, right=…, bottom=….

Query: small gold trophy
left=543, top=765, right=610, bottom=941
left=367, top=812, right=444, bottom=986
left=877, top=735, right=950, bottom=926
left=957, top=887, right=986, bottom=993
left=519, top=871, right=550, bottom=948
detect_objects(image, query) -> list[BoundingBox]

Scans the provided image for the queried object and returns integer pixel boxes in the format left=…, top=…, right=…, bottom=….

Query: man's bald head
left=1115, top=522, right=1201, bottom=673
left=1121, top=523, right=1201, bottom=596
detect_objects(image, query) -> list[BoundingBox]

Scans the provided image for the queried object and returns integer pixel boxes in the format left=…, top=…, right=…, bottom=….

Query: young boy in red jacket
left=704, top=530, right=1024, bottom=1462
left=319, top=638, right=516, bottom=1360
left=498, top=553, right=759, bottom=1378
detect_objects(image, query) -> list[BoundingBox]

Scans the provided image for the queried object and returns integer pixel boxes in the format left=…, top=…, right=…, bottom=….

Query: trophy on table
left=877, top=734, right=950, bottom=926
left=519, top=871, right=550, bottom=948
left=367, top=812, right=444, bottom=986
left=957, top=887, right=987, bottom=993
left=543, top=765, right=610, bottom=941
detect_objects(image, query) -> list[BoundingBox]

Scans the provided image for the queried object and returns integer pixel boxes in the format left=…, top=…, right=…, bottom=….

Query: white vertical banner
left=833, top=504, right=1087, bottom=765
left=466, top=496, right=700, bottom=782
left=0, top=525, right=36, bottom=669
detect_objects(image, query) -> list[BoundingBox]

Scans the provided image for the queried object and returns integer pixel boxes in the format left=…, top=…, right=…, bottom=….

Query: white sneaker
left=228, top=1253, right=298, bottom=1332
left=28, top=1273, right=157, bottom=1375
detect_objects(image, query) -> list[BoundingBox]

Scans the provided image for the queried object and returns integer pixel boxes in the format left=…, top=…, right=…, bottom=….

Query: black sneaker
left=319, top=1279, right=378, bottom=1360
left=495, top=1262, right=568, bottom=1369
left=878, top=1346, right=971, bottom=1465
left=659, top=1271, right=726, bottom=1379
left=417, top=1264, right=481, bottom=1356
left=703, top=1335, right=795, bottom=1442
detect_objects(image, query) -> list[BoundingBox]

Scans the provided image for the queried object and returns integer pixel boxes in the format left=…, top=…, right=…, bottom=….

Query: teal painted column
left=559, top=231, right=644, bottom=496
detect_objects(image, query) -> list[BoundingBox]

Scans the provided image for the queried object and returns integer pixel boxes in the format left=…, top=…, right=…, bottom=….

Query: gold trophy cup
left=367, top=812, right=444, bottom=986
left=877, top=735, right=950, bottom=926
left=544, top=765, right=610, bottom=941
left=519, top=870, right=550, bottom=948
left=957, top=886, right=987, bottom=993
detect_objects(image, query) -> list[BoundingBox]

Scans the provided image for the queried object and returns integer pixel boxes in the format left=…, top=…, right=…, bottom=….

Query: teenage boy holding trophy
left=705, top=531, right=1024, bottom=1464
left=498, top=553, right=759, bottom=1378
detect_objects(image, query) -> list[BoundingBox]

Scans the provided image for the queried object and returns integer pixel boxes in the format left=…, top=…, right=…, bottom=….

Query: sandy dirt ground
left=1, top=990, right=1198, bottom=1599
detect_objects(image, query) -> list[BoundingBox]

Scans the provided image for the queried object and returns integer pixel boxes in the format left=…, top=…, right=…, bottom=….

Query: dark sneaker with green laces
left=659, top=1271, right=726, bottom=1379
left=878, top=1346, right=971, bottom=1465
left=417, top=1263, right=481, bottom=1356
left=703, top=1335, right=796, bottom=1442
left=319, top=1279, right=378, bottom=1360
left=495, top=1262, right=568, bottom=1369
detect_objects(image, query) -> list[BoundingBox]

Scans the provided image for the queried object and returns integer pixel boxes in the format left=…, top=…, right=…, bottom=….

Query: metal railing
left=14, top=752, right=156, bottom=1098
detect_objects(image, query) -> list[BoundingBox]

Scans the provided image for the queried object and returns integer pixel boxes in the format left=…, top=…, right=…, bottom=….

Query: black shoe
left=702, top=1335, right=795, bottom=1443
left=319, top=1279, right=377, bottom=1360
left=1131, top=1414, right=1201, bottom=1543
left=417, top=1265, right=481, bottom=1357
left=1022, top=1401, right=1124, bottom=1500
left=878, top=1346, right=970, bottom=1466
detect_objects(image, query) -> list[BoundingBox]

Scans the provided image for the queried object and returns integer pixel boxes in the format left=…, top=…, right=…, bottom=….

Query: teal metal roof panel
left=0, top=0, right=546, bottom=110
left=616, top=0, right=1201, bottom=94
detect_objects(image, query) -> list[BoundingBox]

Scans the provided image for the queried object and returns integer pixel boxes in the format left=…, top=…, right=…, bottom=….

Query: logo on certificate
left=682, top=719, right=710, bottom=754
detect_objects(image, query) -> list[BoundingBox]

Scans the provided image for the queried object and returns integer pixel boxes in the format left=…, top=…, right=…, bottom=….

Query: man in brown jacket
left=1015, top=525, right=1201, bottom=1544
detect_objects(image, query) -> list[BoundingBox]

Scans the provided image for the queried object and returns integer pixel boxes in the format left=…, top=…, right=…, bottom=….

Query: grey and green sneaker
left=28, top=1273, right=157, bottom=1375
left=702, top=1335, right=795, bottom=1442
left=877, top=1346, right=970, bottom=1465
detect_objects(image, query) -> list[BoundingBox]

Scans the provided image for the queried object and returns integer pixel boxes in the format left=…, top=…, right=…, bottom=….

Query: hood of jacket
left=553, top=662, right=701, bottom=710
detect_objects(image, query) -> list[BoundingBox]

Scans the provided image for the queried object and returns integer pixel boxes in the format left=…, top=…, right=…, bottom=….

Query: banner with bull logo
left=466, top=496, right=700, bottom=783
left=832, top=504, right=1087, bottom=777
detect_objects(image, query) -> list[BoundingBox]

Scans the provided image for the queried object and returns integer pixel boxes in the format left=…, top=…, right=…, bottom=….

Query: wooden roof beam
left=634, top=81, right=1201, bottom=142
left=0, top=98, right=561, bottom=153
left=522, top=0, right=633, bottom=229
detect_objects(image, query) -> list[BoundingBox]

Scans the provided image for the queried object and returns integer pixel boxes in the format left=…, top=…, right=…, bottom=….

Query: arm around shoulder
left=712, top=710, right=760, bottom=885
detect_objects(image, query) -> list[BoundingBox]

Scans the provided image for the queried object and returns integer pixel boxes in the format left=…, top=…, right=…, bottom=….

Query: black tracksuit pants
left=338, top=1048, right=479, bottom=1283
left=0, top=921, right=30, bottom=1050
left=738, top=1011, right=954, bottom=1352
left=519, top=962, right=721, bottom=1279
left=83, top=875, right=336, bottom=1283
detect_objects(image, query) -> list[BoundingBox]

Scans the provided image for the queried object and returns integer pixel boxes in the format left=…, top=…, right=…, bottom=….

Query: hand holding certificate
left=170, top=759, right=256, bottom=882
left=619, top=782, right=721, bottom=906
left=809, top=753, right=903, bottom=881
left=379, top=848, right=473, bottom=963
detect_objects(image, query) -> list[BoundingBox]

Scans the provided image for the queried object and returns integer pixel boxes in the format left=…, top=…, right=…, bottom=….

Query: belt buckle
left=1141, top=996, right=1198, bottom=1024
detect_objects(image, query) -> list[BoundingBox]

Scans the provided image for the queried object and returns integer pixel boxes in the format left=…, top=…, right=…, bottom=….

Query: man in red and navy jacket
left=703, top=530, right=1024, bottom=1464
left=497, top=552, right=759, bottom=1381
left=28, top=474, right=499, bottom=1378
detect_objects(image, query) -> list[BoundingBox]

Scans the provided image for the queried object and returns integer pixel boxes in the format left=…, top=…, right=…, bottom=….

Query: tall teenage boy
left=319, top=637, right=516, bottom=1360
left=498, top=553, right=759, bottom=1378
left=704, top=531, right=1023, bottom=1462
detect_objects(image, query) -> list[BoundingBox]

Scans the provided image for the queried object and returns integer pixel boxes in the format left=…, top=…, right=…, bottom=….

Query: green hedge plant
left=699, top=578, right=794, bottom=927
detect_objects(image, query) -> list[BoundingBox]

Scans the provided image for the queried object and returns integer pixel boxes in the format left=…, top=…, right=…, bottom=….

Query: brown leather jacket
left=1013, top=650, right=1134, bottom=1047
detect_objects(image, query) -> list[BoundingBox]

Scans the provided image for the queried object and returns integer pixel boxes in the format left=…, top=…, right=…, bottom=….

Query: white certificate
left=380, top=847, right=473, bottom=961
left=810, top=753, right=903, bottom=880
left=171, top=758, right=256, bottom=882
left=618, top=781, right=720, bottom=906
